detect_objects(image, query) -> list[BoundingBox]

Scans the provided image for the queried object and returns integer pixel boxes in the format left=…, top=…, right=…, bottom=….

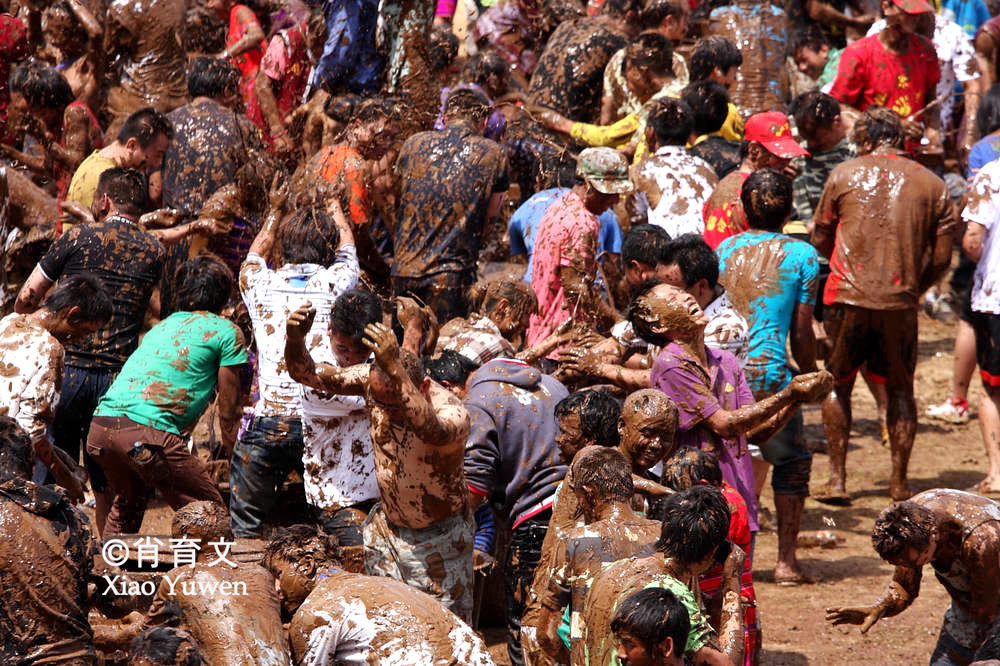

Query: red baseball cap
left=744, top=111, right=810, bottom=159
left=890, top=0, right=935, bottom=14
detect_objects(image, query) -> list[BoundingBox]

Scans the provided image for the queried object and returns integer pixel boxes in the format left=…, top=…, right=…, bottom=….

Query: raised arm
left=284, top=304, right=369, bottom=395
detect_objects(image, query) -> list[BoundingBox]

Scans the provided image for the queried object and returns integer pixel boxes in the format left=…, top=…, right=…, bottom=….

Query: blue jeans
left=229, top=416, right=303, bottom=537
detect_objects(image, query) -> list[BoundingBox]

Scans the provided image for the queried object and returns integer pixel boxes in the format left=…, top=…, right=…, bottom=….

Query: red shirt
left=829, top=33, right=940, bottom=121
left=0, top=14, right=28, bottom=146
left=703, top=171, right=750, bottom=250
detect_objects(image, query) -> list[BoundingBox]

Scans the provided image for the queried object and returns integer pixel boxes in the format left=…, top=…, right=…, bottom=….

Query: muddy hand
left=473, top=548, right=496, bottom=573
left=825, top=605, right=885, bottom=632
left=559, top=346, right=604, bottom=377
left=139, top=208, right=183, bottom=229
left=790, top=370, right=833, bottom=403
left=269, top=172, right=290, bottom=212
left=363, top=322, right=400, bottom=371
left=287, top=303, right=316, bottom=341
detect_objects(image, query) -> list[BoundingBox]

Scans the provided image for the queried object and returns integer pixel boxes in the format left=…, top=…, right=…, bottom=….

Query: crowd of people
left=3, top=0, right=1000, bottom=663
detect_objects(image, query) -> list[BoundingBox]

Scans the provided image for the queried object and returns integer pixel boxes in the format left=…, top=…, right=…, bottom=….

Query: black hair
left=603, top=0, right=644, bottom=19
left=44, top=273, right=112, bottom=325
left=554, top=389, right=623, bottom=447
left=661, top=447, right=723, bottom=491
left=611, top=587, right=690, bottom=660
left=128, top=627, right=207, bottom=666
left=94, top=167, right=150, bottom=217
left=623, top=224, right=671, bottom=267
left=278, top=207, right=341, bottom=267
left=0, top=416, right=32, bottom=482
left=681, top=80, right=730, bottom=136
left=654, top=485, right=730, bottom=564
left=424, top=349, right=480, bottom=387
left=790, top=90, right=840, bottom=139
left=978, top=83, right=1000, bottom=137
left=626, top=278, right=669, bottom=347
left=625, top=32, right=675, bottom=78
left=462, top=51, right=509, bottom=94
left=117, top=107, right=174, bottom=147
left=572, top=446, right=634, bottom=503
left=641, top=0, right=689, bottom=28
left=263, top=524, right=341, bottom=570
left=354, top=97, right=395, bottom=125
left=689, top=36, right=743, bottom=83
left=444, top=87, right=493, bottom=125
left=648, top=97, right=694, bottom=146
left=20, top=65, right=75, bottom=110
left=187, top=56, right=242, bottom=99
left=324, top=93, right=363, bottom=123
left=330, top=288, right=383, bottom=345
left=429, top=25, right=460, bottom=71
left=741, top=168, right=793, bottom=231
left=173, top=256, right=233, bottom=314
left=851, top=107, right=903, bottom=150
left=8, top=61, right=34, bottom=96
left=658, top=233, right=719, bottom=288
left=871, top=501, right=937, bottom=562
left=791, top=24, right=829, bottom=57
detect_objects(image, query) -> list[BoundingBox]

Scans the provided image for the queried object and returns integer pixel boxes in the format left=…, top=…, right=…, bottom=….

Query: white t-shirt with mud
left=964, top=159, right=1000, bottom=315
left=0, top=313, right=63, bottom=440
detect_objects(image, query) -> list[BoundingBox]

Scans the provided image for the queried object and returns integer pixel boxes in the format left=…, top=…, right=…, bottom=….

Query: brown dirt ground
left=90, top=313, right=981, bottom=665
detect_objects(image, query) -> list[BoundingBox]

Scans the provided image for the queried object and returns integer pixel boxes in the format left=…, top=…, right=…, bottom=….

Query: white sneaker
left=926, top=398, right=970, bottom=424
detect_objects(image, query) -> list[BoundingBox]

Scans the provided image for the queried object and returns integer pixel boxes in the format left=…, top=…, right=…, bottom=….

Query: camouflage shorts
left=363, top=503, right=475, bottom=622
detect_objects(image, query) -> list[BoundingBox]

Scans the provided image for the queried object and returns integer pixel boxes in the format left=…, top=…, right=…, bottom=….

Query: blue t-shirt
left=943, top=0, right=991, bottom=37
left=717, top=231, right=819, bottom=396
left=968, top=135, right=1000, bottom=181
left=509, top=187, right=622, bottom=283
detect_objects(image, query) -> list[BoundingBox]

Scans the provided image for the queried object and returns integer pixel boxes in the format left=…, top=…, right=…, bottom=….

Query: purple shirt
left=652, top=342, right=759, bottom=532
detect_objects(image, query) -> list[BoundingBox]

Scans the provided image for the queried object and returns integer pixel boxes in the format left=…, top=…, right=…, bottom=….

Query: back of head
left=623, top=224, right=671, bottom=268
left=278, top=207, right=341, bottom=267
left=187, top=56, right=241, bottom=99
left=654, top=485, right=730, bottom=564
left=661, top=447, right=722, bottom=491
left=648, top=97, right=694, bottom=147
left=354, top=97, right=395, bottom=126
left=641, top=0, right=688, bottom=29
left=44, top=273, right=113, bottom=326
left=978, top=83, right=1000, bottom=138
left=95, top=167, right=150, bottom=218
left=444, top=87, right=492, bottom=126
left=129, top=627, right=206, bottom=666
left=117, top=107, right=174, bottom=148
left=681, top=80, right=730, bottom=136
left=871, top=501, right=937, bottom=562
left=611, top=587, right=690, bottom=661
left=21, top=65, right=75, bottom=110
left=625, top=32, right=674, bottom=78
left=790, top=90, right=840, bottom=142
left=330, top=287, right=383, bottom=345
left=571, top=445, right=634, bottom=503
left=659, top=233, right=719, bottom=289
left=424, top=349, right=480, bottom=387
left=851, top=107, right=903, bottom=151
left=0, top=417, right=32, bottom=483
left=481, top=279, right=538, bottom=321
left=554, top=389, right=623, bottom=447
left=690, top=36, right=742, bottom=83
left=263, top=524, right=341, bottom=572
left=602, top=0, right=643, bottom=19
left=173, top=256, right=233, bottom=314
left=741, top=168, right=793, bottom=231
left=429, top=25, right=459, bottom=72
left=171, top=500, right=233, bottom=544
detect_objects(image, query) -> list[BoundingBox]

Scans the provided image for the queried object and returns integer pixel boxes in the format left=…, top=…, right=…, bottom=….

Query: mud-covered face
left=268, top=555, right=314, bottom=620
left=641, top=283, right=708, bottom=341
left=794, top=45, right=828, bottom=80
left=45, top=6, right=86, bottom=55
left=621, top=410, right=675, bottom=471
left=555, top=411, right=590, bottom=464
left=330, top=332, right=368, bottom=367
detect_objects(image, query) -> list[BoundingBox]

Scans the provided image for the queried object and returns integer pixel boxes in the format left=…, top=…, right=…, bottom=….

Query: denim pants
left=505, top=510, right=551, bottom=666
left=229, top=416, right=304, bottom=538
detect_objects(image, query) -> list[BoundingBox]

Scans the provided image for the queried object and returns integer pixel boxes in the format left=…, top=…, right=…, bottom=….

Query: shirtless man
left=145, top=501, right=291, bottom=665
left=285, top=307, right=474, bottom=620
left=263, top=524, right=496, bottom=665
left=827, top=490, right=1000, bottom=664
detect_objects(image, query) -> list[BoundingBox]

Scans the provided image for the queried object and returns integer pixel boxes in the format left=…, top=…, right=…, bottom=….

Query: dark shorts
left=824, top=304, right=917, bottom=386
left=759, top=410, right=811, bottom=495
left=969, top=309, right=1000, bottom=388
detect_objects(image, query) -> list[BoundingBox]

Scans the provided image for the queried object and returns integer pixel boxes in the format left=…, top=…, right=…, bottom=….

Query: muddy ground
left=92, top=313, right=977, bottom=665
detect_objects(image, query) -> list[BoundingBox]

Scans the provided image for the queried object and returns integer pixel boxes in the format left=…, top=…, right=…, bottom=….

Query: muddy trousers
left=505, top=511, right=551, bottom=666
left=228, top=416, right=304, bottom=538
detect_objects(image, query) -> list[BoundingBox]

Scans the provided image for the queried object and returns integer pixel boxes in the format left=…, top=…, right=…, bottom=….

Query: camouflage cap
left=576, top=147, right=634, bottom=195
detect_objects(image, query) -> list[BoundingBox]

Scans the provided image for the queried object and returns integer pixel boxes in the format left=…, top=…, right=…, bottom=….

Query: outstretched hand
left=790, top=370, right=834, bottom=403
left=825, top=605, right=885, bottom=633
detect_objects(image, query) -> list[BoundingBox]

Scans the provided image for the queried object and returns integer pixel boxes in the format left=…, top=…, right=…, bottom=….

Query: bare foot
left=890, top=481, right=911, bottom=502
left=967, top=478, right=1000, bottom=495
left=774, top=561, right=811, bottom=585
left=813, top=483, right=851, bottom=506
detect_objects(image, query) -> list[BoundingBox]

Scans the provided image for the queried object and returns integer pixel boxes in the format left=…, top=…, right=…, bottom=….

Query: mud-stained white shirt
left=964, top=160, right=1000, bottom=315
left=239, top=248, right=359, bottom=417
left=0, top=314, right=63, bottom=440
left=630, top=146, right=719, bottom=238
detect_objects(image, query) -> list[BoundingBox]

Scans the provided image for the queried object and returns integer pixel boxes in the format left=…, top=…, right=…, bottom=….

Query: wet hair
left=977, top=83, right=1000, bottom=137
left=263, top=524, right=341, bottom=570
left=117, top=107, right=174, bottom=147
left=791, top=24, right=829, bottom=57
left=429, top=25, right=460, bottom=71
left=641, top=0, right=689, bottom=27
left=554, top=389, right=623, bottom=447
left=0, top=416, right=32, bottom=482
left=658, top=233, right=720, bottom=289
left=871, top=501, right=937, bottom=562
left=187, top=56, right=241, bottom=99
left=8, top=61, right=33, bottom=97
left=654, top=485, right=730, bottom=564
left=661, top=448, right=723, bottom=491
left=20, top=65, right=74, bottom=110
left=444, top=87, right=493, bottom=125
left=626, top=279, right=670, bottom=347
left=623, top=224, right=671, bottom=268
left=851, top=107, right=903, bottom=150
left=278, top=207, right=341, bottom=267
left=572, top=445, right=634, bottom=503
left=611, top=587, right=690, bottom=660
left=324, top=93, right=363, bottom=123
left=424, top=349, right=479, bottom=386
left=353, top=97, right=395, bottom=125
left=173, top=256, right=233, bottom=313
left=94, top=167, right=150, bottom=217
left=477, top=279, right=538, bottom=322
left=790, top=91, right=840, bottom=140
left=681, top=80, right=730, bottom=136
left=330, top=288, right=383, bottom=345
left=741, top=168, right=793, bottom=232
left=648, top=97, right=694, bottom=146
left=128, top=627, right=207, bottom=666
left=625, top=32, right=675, bottom=78
left=689, top=36, right=743, bottom=83
left=44, top=274, right=112, bottom=325
left=461, top=51, right=509, bottom=94
left=171, top=501, right=233, bottom=543
left=602, top=0, right=644, bottom=19
left=47, top=1, right=90, bottom=49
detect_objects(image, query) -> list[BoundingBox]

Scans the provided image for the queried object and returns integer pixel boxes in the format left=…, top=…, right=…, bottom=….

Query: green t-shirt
left=95, top=311, right=247, bottom=434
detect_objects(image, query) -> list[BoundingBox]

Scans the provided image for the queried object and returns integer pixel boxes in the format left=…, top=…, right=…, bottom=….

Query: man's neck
left=592, top=500, right=636, bottom=523
left=98, top=141, right=129, bottom=166
left=25, top=310, right=56, bottom=337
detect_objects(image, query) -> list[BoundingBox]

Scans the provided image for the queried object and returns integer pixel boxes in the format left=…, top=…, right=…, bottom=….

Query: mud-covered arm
left=964, top=523, right=1000, bottom=624
left=216, top=365, right=242, bottom=457
left=964, top=220, right=987, bottom=262
left=826, top=565, right=922, bottom=631
left=716, top=544, right=745, bottom=666
left=220, top=6, right=264, bottom=60
left=284, top=304, right=369, bottom=396
left=977, top=29, right=997, bottom=92
left=46, top=104, right=93, bottom=172
left=706, top=371, right=831, bottom=439
left=918, top=192, right=956, bottom=295
left=14, top=264, right=53, bottom=313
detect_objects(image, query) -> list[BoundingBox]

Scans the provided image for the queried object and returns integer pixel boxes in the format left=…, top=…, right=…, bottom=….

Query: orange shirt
left=317, top=144, right=369, bottom=226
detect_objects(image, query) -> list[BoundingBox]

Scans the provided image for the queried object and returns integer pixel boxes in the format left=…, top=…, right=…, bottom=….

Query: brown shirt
left=812, top=148, right=957, bottom=310
left=107, top=0, right=188, bottom=107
